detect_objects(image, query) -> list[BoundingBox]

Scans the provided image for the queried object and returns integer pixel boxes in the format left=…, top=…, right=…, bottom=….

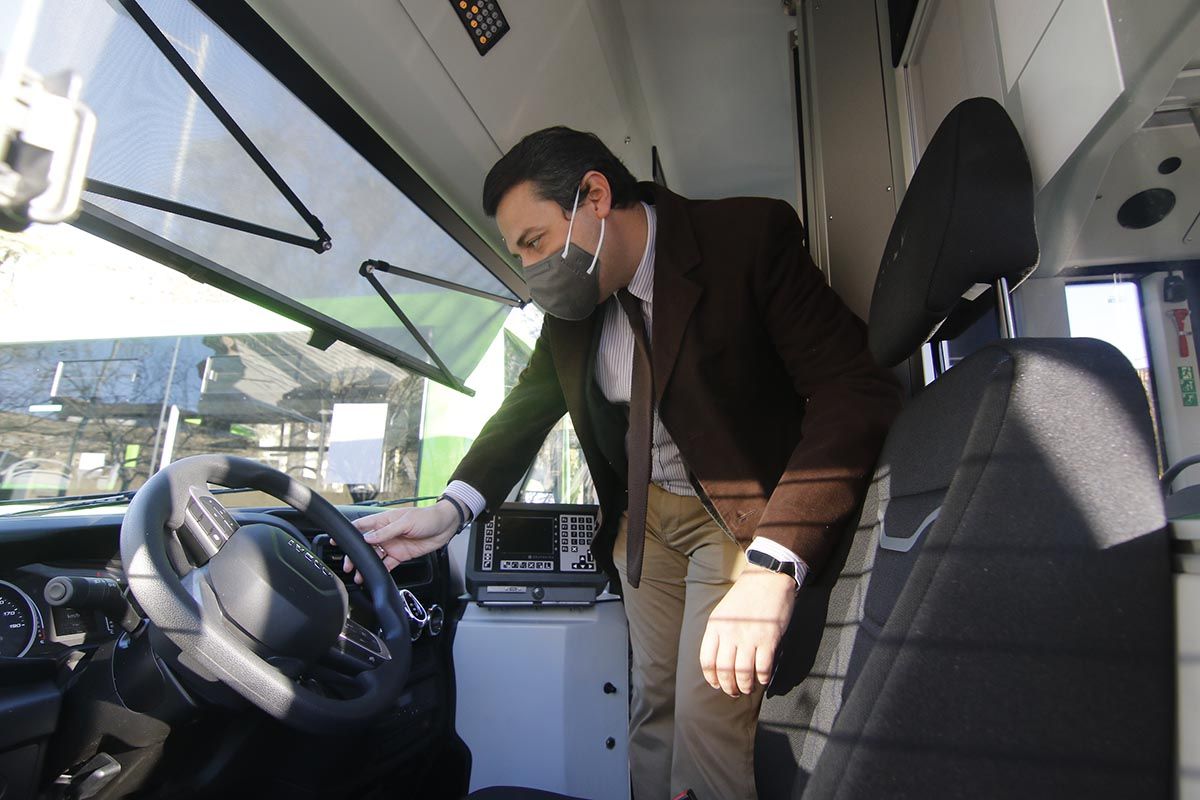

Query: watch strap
left=746, top=548, right=797, bottom=576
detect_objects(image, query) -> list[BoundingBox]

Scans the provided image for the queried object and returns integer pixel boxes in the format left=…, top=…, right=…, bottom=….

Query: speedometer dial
left=0, top=580, right=41, bottom=657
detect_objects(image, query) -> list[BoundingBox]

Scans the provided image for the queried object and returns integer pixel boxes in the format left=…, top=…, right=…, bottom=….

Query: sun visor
left=27, top=0, right=525, bottom=394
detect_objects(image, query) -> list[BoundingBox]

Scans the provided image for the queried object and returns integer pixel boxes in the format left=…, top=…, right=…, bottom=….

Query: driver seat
left=756, top=97, right=1172, bottom=797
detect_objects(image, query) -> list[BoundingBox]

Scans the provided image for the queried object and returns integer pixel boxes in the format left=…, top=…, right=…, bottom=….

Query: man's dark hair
left=482, top=126, right=640, bottom=217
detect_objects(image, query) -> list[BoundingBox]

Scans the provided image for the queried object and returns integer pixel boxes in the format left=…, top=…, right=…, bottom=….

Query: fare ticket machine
left=465, top=503, right=608, bottom=605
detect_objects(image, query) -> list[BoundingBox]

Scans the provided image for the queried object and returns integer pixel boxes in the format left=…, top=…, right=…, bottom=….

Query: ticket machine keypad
left=558, top=514, right=597, bottom=572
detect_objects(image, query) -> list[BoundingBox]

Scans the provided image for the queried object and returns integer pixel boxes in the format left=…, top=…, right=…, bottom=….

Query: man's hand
left=338, top=501, right=461, bottom=584
left=700, top=566, right=797, bottom=697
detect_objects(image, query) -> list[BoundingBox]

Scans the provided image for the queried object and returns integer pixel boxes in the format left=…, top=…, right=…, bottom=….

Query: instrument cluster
left=0, top=565, right=121, bottom=659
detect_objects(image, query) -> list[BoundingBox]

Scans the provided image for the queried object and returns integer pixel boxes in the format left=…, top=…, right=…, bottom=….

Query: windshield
left=25, top=0, right=522, bottom=388
left=1, top=0, right=600, bottom=518
left=0, top=223, right=595, bottom=515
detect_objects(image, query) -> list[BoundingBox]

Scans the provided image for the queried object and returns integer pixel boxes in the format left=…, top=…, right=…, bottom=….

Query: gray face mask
left=523, top=186, right=606, bottom=321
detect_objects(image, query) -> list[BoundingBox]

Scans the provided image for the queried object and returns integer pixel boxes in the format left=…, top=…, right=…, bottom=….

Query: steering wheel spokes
left=121, top=455, right=412, bottom=733
left=324, top=617, right=393, bottom=675
left=179, top=485, right=241, bottom=564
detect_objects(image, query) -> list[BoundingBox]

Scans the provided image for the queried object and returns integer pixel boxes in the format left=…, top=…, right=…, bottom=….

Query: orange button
left=479, top=35, right=487, bottom=43
left=470, top=19, right=477, bottom=26
left=471, top=5, right=478, bottom=12
left=459, top=1, right=467, bottom=7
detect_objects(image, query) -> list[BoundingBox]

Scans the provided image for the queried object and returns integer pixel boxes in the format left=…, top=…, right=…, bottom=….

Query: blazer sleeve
left=752, top=200, right=903, bottom=576
left=448, top=324, right=568, bottom=512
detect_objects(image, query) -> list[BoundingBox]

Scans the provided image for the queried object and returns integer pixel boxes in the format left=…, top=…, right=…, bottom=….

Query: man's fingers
left=716, top=638, right=740, bottom=697
left=351, top=516, right=378, bottom=532
left=735, top=644, right=757, bottom=696
left=755, top=642, right=775, bottom=688
left=700, top=628, right=720, bottom=689
left=362, top=517, right=416, bottom=545
left=352, top=511, right=401, bottom=533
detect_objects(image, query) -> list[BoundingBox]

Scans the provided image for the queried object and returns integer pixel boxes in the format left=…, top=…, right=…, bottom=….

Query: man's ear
left=581, top=170, right=613, bottom=220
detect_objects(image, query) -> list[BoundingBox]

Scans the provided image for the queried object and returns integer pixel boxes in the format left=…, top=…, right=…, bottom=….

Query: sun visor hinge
left=359, top=259, right=478, bottom=396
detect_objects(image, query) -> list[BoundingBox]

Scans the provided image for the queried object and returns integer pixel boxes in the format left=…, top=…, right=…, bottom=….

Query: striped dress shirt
left=594, top=203, right=696, bottom=496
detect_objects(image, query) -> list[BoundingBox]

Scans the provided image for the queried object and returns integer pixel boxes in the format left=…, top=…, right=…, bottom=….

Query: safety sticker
left=1180, top=366, right=1197, bottom=407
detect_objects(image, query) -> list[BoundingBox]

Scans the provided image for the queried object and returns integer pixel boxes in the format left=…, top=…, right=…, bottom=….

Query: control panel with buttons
left=449, top=0, right=509, bottom=56
left=467, top=503, right=607, bottom=604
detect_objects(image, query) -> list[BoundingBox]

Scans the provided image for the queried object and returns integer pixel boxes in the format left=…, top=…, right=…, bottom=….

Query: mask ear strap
left=563, top=185, right=583, bottom=258
left=586, top=217, right=605, bottom=275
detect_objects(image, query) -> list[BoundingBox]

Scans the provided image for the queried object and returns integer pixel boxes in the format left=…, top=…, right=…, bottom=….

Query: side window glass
left=1065, top=279, right=1161, bottom=466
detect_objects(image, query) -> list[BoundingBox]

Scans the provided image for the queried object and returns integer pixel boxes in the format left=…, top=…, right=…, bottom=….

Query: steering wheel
left=119, top=455, right=411, bottom=733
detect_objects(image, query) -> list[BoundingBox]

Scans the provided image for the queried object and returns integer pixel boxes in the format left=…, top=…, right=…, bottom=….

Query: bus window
left=1065, top=281, right=1150, bottom=370
left=1065, top=279, right=1162, bottom=467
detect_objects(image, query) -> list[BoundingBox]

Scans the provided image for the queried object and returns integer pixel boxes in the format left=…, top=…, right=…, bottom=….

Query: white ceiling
left=246, top=0, right=799, bottom=261
left=618, top=0, right=799, bottom=202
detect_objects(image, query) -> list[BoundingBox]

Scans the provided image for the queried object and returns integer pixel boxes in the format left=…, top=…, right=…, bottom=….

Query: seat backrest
left=756, top=98, right=1173, bottom=799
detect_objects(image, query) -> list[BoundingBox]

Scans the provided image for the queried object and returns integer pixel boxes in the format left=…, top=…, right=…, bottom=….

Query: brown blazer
left=451, top=182, right=902, bottom=583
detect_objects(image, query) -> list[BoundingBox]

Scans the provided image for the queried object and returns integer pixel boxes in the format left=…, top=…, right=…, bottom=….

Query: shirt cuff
left=746, top=536, right=809, bottom=590
left=442, top=480, right=487, bottom=522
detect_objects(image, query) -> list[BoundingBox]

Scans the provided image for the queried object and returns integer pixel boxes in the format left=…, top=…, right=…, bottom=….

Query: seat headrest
left=868, top=97, right=1038, bottom=368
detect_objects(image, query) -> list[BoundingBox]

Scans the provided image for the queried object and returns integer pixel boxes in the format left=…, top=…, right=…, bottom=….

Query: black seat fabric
left=868, top=97, right=1038, bottom=366
left=755, top=97, right=1173, bottom=798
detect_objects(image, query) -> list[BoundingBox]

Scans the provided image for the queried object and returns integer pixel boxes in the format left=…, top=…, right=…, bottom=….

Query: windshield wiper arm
left=354, top=494, right=441, bottom=508
left=1, top=487, right=257, bottom=517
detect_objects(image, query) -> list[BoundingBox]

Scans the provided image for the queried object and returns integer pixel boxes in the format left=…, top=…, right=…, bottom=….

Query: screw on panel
left=605, top=737, right=616, bottom=749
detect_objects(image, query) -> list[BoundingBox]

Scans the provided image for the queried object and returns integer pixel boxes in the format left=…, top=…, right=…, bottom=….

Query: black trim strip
left=190, top=0, right=528, bottom=303
left=359, top=262, right=470, bottom=395
left=363, top=259, right=519, bottom=307
left=73, top=201, right=475, bottom=396
left=790, top=42, right=810, bottom=252
left=118, top=0, right=331, bottom=253
left=651, top=146, right=668, bottom=189
left=86, top=180, right=326, bottom=252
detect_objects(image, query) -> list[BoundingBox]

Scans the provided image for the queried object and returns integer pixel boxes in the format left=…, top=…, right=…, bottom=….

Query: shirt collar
left=626, top=202, right=656, bottom=304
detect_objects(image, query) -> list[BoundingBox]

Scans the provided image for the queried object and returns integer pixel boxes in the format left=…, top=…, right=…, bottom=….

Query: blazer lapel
left=644, top=184, right=702, bottom=403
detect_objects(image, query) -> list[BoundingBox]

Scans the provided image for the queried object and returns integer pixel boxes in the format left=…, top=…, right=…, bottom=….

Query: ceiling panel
left=619, top=0, right=798, bottom=204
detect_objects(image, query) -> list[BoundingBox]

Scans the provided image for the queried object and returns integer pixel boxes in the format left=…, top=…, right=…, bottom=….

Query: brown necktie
left=617, top=288, right=652, bottom=589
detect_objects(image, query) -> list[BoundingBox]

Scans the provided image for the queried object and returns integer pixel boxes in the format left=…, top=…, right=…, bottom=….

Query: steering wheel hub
left=207, top=523, right=347, bottom=663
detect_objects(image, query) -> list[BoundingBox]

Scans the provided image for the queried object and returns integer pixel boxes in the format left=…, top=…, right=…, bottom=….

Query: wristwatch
left=746, top=548, right=799, bottom=580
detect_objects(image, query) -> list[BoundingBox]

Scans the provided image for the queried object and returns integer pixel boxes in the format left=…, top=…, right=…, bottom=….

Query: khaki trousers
left=613, top=483, right=761, bottom=800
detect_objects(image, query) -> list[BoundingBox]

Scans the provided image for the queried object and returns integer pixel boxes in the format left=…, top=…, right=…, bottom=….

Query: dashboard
left=0, top=505, right=466, bottom=799
left=0, top=507, right=447, bottom=660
